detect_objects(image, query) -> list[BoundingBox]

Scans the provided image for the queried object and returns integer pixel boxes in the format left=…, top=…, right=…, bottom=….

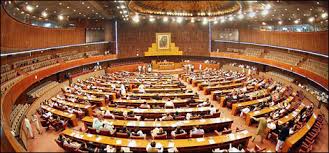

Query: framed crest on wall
left=156, top=33, right=171, bottom=49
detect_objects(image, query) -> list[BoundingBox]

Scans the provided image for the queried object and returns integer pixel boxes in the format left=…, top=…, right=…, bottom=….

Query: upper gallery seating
left=264, top=50, right=303, bottom=66
left=27, top=81, right=59, bottom=98
left=240, top=48, right=264, bottom=57
left=300, top=59, right=328, bottom=79
left=1, top=70, right=18, bottom=84
left=266, top=71, right=295, bottom=82
left=10, top=103, right=30, bottom=136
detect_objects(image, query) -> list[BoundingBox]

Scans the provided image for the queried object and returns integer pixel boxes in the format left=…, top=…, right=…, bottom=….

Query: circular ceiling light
left=41, top=11, right=48, bottom=17
left=26, top=5, right=34, bottom=12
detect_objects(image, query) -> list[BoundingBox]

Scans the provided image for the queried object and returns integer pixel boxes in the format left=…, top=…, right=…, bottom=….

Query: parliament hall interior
left=0, top=1, right=328, bottom=152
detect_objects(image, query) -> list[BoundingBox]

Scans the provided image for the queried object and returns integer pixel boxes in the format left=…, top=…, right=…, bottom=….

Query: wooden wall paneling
left=1, top=7, right=86, bottom=51
left=238, top=29, right=328, bottom=55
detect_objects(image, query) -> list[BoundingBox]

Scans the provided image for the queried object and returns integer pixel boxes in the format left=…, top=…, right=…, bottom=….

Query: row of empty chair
left=264, top=50, right=303, bottom=66
left=27, top=81, right=59, bottom=98
left=13, top=55, right=52, bottom=69
left=20, top=59, right=58, bottom=73
left=266, top=71, right=295, bottom=82
left=1, top=64, right=11, bottom=73
left=240, top=48, right=264, bottom=57
left=10, top=103, right=30, bottom=136
left=1, top=70, right=18, bottom=84
left=300, top=59, right=328, bottom=79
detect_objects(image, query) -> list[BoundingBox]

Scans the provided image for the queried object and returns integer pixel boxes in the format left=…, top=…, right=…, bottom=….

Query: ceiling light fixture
left=238, top=14, right=244, bottom=19
left=321, top=12, right=328, bottom=19
left=163, top=16, right=168, bottom=22
left=41, top=11, right=48, bottom=17
left=308, top=17, right=315, bottom=22
left=132, top=14, right=140, bottom=23
left=26, top=5, right=34, bottom=12
left=176, top=17, right=183, bottom=23
left=191, top=18, right=195, bottom=23
left=278, top=21, right=283, bottom=25
left=248, top=12, right=256, bottom=18
left=58, top=15, right=64, bottom=20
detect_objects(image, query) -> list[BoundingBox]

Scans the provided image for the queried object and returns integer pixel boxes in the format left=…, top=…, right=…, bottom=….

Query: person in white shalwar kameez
left=24, top=116, right=34, bottom=139
left=32, top=114, right=42, bottom=134
left=120, top=84, right=126, bottom=96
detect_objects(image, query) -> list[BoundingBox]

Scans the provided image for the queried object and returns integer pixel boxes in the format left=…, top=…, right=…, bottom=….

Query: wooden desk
left=198, top=77, right=246, bottom=91
left=204, top=83, right=245, bottom=95
left=132, top=88, right=186, bottom=93
left=245, top=96, right=294, bottom=125
left=82, top=116, right=233, bottom=131
left=64, top=93, right=106, bottom=106
left=282, top=110, right=319, bottom=152
left=211, top=85, right=255, bottom=101
left=51, top=97, right=93, bottom=116
left=41, top=105, right=78, bottom=126
left=100, top=106, right=215, bottom=116
left=112, top=98, right=204, bottom=107
left=277, top=104, right=305, bottom=126
left=231, top=96, right=272, bottom=115
left=61, top=128, right=252, bottom=152
left=126, top=93, right=195, bottom=99
left=80, top=89, right=116, bottom=100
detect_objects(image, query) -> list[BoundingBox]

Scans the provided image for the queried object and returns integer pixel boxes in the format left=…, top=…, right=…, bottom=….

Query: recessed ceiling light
left=163, top=16, right=168, bottom=22
left=73, top=9, right=76, bottom=12
left=176, top=17, right=183, bottom=23
left=26, top=5, right=34, bottom=12
left=41, top=11, right=48, bottom=17
left=87, top=6, right=90, bottom=9
left=191, top=18, right=195, bottom=23
left=59, top=2, right=62, bottom=5
left=67, top=6, right=70, bottom=9
left=58, top=15, right=64, bottom=20
left=308, top=17, right=315, bottom=22
left=321, top=12, right=328, bottom=19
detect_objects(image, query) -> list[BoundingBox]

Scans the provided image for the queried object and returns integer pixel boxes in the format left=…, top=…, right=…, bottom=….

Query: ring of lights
left=128, top=1, right=241, bottom=17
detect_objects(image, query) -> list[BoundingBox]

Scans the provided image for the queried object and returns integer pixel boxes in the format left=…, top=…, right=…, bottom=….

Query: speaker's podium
left=144, top=43, right=183, bottom=56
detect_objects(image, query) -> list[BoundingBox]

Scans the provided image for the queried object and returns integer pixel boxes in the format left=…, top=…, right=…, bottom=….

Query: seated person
left=209, top=105, right=217, bottom=115
left=139, top=102, right=151, bottom=109
left=190, top=126, right=205, bottom=137
left=92, top=118, right=103, bottom=130
left=104, top=110, right=115, bottom=119
left=240, top=106, right=251, bottom=117
left=131, top=128, right=145, bottom=137
left=146, top=141, right=163, bottom=153
left=171, top=126, right=186, bottom=137
left=118, top=126, right=130, bottom=136
left=160, top=113, right=174, bottom=121
left=105, top=145, right=116, bottom=152
left=164, top=100, right=175, bottom=108
left=185, top=113, right=192, bottom=120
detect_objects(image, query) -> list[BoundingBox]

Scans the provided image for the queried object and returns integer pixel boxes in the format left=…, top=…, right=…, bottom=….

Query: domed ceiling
left=128, top=1, right=241, bottom=17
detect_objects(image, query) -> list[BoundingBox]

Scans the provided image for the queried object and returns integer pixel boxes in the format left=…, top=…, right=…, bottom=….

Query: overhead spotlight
left=238, top=14, right=244, bottom=19
left=248, top=12, right=256, bottom=18
left=26, top=5, right=34, bottom=12
left=120, top=5, right=125, bottom=9
left=261, top=10, right=269, bottom=16
left=202, top=18, right=208, bottom=25
left=262, top=22, right=267, bottom=25
left=321, top=12, right=328, bottom=19
left=308, top=17, right=315, bottom=22
left=265, top=4, right=271, bottom=10
left=191, top=18, right=195, bottom=23
left=294, top=19, right=300, bottom=24
left=41, top=11, right=48, bottom=17
left=163, top=17, right=168, bottom=22
left=132, top=14, right=140, bottom=23
left=214, top=20, right=218, bottom=24
left=278, top=21, right=283, bottom=25
left=228, top=16, right=234, bottom=21
left=58, top=15, right=64, bottom=20
left=176, top=17, right=183, bottom=23
left=220, top=18, right=225, bottom=23
left=149, top=16, right=155, bottom=22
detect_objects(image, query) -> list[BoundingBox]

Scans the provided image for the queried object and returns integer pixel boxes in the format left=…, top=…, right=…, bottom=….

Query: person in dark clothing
left=275, top=123, right=290, bottom=152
